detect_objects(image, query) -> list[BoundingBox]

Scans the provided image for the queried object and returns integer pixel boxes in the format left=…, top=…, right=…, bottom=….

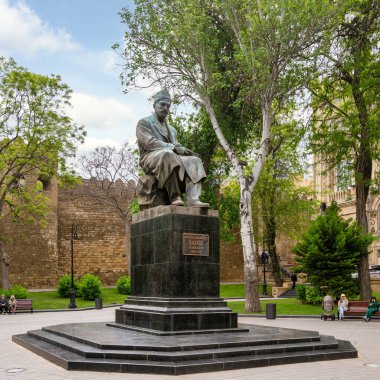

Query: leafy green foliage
left=57, top=274, right=80, bottom=298
left=293, top=202, right=374, bottom=298
left=293, top=284, right=324, bottom=305
left=116, top=0, right=340, bottom=313
left=128, top=198, right=140, bottom=214
left=115, top=276, right=131, bottom=295
left=0, top=284, right=28, bottom=299
left=305, top=286, right=324, bottom=305
left=295, top=284, right=307, bottom=304
left=0, top=56, right=85, bottom=223
left=79, top=274, right=102, bottom=301
left=308, top=0, right=380, bottom=298
left=219, top=181, right=241, bottom=241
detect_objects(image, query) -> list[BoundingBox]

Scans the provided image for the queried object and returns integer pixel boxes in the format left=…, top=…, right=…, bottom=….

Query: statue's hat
left=153, top=89, right=171, bottom=104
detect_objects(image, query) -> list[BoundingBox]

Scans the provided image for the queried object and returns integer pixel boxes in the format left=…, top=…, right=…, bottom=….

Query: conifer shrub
left=293, top=202, right=373, bottom=299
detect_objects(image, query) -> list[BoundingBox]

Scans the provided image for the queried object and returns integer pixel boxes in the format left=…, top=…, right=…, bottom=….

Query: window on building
left=337, top=161, right=353, bottom=191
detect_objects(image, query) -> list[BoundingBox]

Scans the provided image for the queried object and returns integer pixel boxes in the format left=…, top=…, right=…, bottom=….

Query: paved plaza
left=0, top=307, right=379, bottom=380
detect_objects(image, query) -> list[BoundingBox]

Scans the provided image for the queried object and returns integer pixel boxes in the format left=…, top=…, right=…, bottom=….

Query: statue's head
left=153, top=90, right=171, bottom=122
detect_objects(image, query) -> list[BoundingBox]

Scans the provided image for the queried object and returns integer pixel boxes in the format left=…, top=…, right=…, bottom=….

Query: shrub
left=79, top=274, right=102, bottom=301
left=115, top=276, right=131, bottom=295
left=295, top=284, right=307, bottom=303
left=57, top=274, right=80, bottom=298
left=305, top=286, right=323, bottom=305
left=8, top=284, right=28, bottom=299
left=0, top=284, right=28, bottom=299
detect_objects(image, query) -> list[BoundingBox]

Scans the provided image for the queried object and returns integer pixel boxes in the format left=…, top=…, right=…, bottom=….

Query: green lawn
left=26, top=284, right=380, bottom=314
left=28, top=288, right=126, bottom=310
left=220, top=283, right=272, bottom=298
left=228, top=298, right=322, bottom=315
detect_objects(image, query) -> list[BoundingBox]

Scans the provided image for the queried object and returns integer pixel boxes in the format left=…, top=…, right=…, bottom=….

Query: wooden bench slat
left=344, top=300, right=379, bottom=317
left=12, top=299, right=33, bottom=313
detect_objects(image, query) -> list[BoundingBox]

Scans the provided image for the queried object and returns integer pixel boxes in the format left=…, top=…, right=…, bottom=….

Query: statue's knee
left=162, top=150, right=176, bottom=160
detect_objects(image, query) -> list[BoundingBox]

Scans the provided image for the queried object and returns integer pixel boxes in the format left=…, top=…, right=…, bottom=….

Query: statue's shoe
left=171, top=198, right=184, bottom=206
left=186, top=199, right=210, bottom=208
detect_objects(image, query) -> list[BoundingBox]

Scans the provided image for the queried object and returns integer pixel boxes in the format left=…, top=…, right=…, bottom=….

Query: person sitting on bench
left=8, top=295, right=17, bottom=314
left=363, top=296, right=379, bottom=322
left=0, top=294, right=8, bottom=314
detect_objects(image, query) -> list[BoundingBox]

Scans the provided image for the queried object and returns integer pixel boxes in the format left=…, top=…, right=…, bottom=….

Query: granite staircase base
left=114, top=296, right=239, bottom=334
left=13, top=322, right=357, bottom=375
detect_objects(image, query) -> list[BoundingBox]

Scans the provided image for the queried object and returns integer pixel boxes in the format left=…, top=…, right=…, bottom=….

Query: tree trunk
left=355, top=161, right=372, bottom=300
left=201, top=93, right=269, bottom=313
left=343, top=3, right=375, bottom=300
left=267, top=225, right=282, bottom=287
left=264, top=183, right=282, bottom=287
left=240, top=185, right=261, bottom=312
left=354, top=79, right=372, bottom=299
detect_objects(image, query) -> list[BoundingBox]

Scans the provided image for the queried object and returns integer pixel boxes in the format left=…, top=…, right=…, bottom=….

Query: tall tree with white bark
left=116, top=0, right=338, bottom=311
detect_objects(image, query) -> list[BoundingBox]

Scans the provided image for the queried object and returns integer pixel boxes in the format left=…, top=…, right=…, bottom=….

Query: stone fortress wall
left=0, top=174, right=296, bottom=289
left=0, top=177, right=128, bottom=289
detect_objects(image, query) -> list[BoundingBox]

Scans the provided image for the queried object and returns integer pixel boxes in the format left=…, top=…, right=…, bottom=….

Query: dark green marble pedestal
left=117, top=205, right=238, bottom=333
left=114, top=296, right=242, bottom=334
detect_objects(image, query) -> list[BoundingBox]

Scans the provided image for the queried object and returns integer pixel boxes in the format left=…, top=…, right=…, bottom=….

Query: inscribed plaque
left=182, top=233, right=209, bottom=256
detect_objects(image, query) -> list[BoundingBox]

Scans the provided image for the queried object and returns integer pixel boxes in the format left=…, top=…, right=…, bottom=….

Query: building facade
left=314, top=160, right=380, bottom=266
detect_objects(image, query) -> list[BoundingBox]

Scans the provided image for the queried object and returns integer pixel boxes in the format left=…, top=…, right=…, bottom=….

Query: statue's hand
left=174, top=145, right=189, bottom=155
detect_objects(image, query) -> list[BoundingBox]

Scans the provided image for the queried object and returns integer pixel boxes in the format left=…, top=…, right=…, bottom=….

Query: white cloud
left=77, top=136, right=123, bottom=155
left=68, top=92, right=137, bottom=143
left=0, top=0, right=79, bottom=57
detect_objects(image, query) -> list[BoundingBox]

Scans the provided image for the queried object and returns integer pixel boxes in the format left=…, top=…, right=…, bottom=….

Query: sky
left=0, top=0, right=158, bottom=157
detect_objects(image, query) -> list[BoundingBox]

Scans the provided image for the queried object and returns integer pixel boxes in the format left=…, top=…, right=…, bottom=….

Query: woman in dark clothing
left=363, top=296, right=379, bottom=321
left=0, top=294, right=8, bottom=314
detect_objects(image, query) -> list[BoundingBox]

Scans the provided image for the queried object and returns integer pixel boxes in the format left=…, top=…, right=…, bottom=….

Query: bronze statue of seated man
left=136, top=90, right=209, bottom=209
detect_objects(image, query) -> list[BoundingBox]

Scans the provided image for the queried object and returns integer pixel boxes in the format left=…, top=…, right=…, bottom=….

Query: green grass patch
left=26, top=286, right=380, bottom=313
left=28, top=288, right=126, bottom=310
left=220, top=283, right=272, bottom=298
left=228, top=298, right=323, bottom=315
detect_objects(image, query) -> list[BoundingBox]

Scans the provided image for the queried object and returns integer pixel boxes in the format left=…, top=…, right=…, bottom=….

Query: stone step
left=12, top=332, right=357, bottom=376
left=38, top=322, right=321, bottom=351
left=24, top=329, right=340, bottom=362
left=279, top=289, right=297, bottom=298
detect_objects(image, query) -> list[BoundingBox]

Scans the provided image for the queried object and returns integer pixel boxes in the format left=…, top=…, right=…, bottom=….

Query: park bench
left=345, top=300, right=379, bottom=319
left=14, top=299, right=33, bottom=314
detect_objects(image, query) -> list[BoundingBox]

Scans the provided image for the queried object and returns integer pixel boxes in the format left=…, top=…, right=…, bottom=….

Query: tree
left=117, top=0, right=338, bottom=311
left=0, top=56, right=85, bottom=222
left=254, top=123, right=317, bottom=286
left=78, top=143, right=139, bottom=274
left=309, top=0, right=380, bottom=299
left=293, top=202, right=374, bottom=299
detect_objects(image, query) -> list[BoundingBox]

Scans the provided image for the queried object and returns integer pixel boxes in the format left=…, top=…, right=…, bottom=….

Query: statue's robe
left=136, top=115, right=206, bottom=189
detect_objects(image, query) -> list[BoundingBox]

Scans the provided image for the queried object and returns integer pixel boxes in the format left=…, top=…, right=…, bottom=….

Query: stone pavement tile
left=1, top=309, right=379, bottom=380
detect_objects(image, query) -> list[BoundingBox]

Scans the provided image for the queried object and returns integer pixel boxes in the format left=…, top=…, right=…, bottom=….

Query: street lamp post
left=68, top=223, right=78, bottom=309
